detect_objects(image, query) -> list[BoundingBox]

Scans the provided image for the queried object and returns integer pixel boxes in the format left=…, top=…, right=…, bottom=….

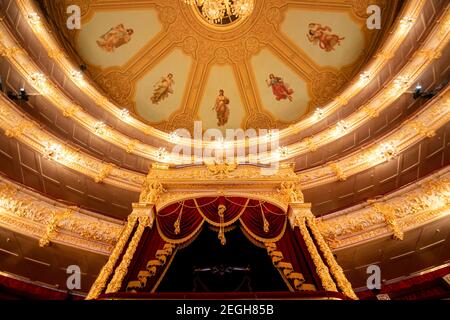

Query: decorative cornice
left=318, top=167, right=450, bottom=249
left=0, top=176, right=122, bottom=254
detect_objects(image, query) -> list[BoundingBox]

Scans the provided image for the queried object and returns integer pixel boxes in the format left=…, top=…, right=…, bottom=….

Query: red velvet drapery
left=116, top=197, right=323, bottom=295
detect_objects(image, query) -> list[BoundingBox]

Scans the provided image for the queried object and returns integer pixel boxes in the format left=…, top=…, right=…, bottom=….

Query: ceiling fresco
left=42, top=0, right=399, bottom=133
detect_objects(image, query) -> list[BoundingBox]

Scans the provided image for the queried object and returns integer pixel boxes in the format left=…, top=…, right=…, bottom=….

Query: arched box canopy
left=139, top=162, right=304, bottom=213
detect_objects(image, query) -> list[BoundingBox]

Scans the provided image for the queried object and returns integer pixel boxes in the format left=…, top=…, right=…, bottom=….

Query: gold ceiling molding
left=0, top=9, right=448, bottom=165
left=0, top=84, right=448, bottom=193
left=13, top=0, right=424, bottom=147
left=0, top=176, right=122, bottom=254
left=317, top=167, right=450, bottom=249
left=0, top=166, right=448, bottom=255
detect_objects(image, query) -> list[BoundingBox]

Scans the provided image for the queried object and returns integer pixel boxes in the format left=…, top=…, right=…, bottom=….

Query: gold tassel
left=174, top=203, right=183, bottom=235
left=218, top=204, right=226, bottom=246
left=260, top=202, right=270, bottom=233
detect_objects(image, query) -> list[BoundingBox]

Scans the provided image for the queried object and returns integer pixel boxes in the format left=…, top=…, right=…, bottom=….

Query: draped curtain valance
left=156, top=197, right=287, bottom=245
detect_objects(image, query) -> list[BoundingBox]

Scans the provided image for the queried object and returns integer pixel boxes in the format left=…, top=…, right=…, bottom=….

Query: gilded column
left=105, top=208, right=154, bottom=294
left=289, top=203, right=338, bottom=293
left=86, top=214, right=139, bottom=300
left=306, top=216, right=358, bottom=300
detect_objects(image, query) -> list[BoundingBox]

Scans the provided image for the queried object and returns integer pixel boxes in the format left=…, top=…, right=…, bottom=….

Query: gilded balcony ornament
left=304, top=137, right=318, bottom=152
left=62, top=105, right=80, bottom=118
left=336, top=96, right=348, bottom=106
left=279, top=182, right=304, bottom=204
left=95, top=163, right=116, bottom=184
left=5, top=123, right=31, bottom=139
left=39, top=207, right=76, bottom=248
left=370, top=201, right=403, bottom=240
left=206, top=161, right=238, bottom=178
left=0, top=45, right=23, bottom=57
left=362, top=106, right=380, bottom=118
left=375, top=51, right=395, bottom=60
left=139, top=180, right=165, bottom=205
left=125, top=140, right=139, bottom=154
left=47, top=49, right=65, bottom=59
left=417, top=49, right=442, bottom=60
left=408, top=120, right=436, bottom=138
left=328, top=162, right=347, bottom=181
left=119, top=109, right=130, bottom=121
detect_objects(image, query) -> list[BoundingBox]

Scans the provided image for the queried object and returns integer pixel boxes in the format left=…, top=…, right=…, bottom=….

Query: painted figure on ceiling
left=212, top=89, right=230, bottom=127
left=150, top=73, right=175, bottom=105
left=307, top=23, right=345, bottom=52
left=96, top=24, right=134, bottom=52
left=266, top=74, right=294, bottom=102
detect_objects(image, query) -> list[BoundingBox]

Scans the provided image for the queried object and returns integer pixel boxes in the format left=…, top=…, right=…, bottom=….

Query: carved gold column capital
left=139, top=180, right=166, bottom=205
left=279, top=181, right=305, bottom=204
left=288, top=203, right=314, bottom=229
left=130, top=203, right=156, bottom=229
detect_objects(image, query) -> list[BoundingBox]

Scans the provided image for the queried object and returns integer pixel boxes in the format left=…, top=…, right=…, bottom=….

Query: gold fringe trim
left=194, top=198, right=250, bottom=227
left=239, top=217, right=287, bottom=244
left=265, top=242, right=316, bottom=292
left=156, top=214, right=205, bottom=245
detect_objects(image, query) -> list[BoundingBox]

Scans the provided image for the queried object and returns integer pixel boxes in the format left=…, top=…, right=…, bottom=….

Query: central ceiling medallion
left=183, top=0, right=254, bottom=26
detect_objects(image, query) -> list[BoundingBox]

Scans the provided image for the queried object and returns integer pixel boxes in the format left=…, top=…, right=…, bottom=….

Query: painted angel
left=307, top=23, right=345, bottom=52
left=96, top=24, right=134, bottom=53
left=266, top=74, right=294, bottom=102
left=150, top=73, right=175, bottom=105
left=212, top=89, right=230, bottom=127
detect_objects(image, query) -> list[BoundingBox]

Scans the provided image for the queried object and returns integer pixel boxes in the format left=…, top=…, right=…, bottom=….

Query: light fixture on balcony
left=43, top=143, right=62, bottom=160
left=119, top=109, right=130, bottom=121
left=377, top=142, right=398, bottom=161
left=335, top=120, right=350, bottom=136
left=27, top=12, right=41, bottom=25
left=275, top=146, right=289, bottom=160
left=182, top=0, right=254, bottom=25
left=93, top=121, right=107, bottom=135
left=313, top=108, right=325, bottom=120
left=156, top=147, right=168, bottom=161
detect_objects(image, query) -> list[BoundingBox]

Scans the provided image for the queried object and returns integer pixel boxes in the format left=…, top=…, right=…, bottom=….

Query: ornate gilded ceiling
left=43, top=0, right=398, bottom=133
